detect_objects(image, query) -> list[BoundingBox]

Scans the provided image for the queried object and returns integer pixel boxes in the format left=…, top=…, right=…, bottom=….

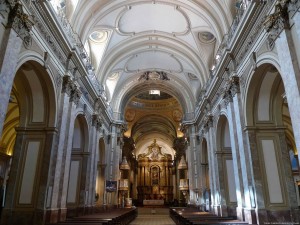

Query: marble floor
left=129, top=207, right=175, bottom=225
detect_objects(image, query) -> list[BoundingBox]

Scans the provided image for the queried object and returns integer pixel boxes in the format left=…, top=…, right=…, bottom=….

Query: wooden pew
left=170, top=207, right=248, bottom=225
left=48, top=207, right=137, bottom=225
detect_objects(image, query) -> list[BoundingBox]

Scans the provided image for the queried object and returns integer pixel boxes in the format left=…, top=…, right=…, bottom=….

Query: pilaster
left=46, top=75, right=73, bottom=223
left=0, top=1, right=32, bottom=137
left=265, top=0, right=300, bottom=166
left=224, top=76, right=257, bottom=223
left=58, top=78, right=82, bottom=221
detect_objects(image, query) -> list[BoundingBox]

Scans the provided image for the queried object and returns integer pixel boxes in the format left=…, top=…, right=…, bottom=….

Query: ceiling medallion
left=89, top=31, right=108, bottom=43
left=198, top=32, right=215, bottom=44
left=138, top=71, right=170, bottom=81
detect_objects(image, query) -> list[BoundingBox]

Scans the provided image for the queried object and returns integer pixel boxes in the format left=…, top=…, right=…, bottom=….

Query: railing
left=48, top=3, right=105, bottom=97
left=212, top=0, right=250, bottom=74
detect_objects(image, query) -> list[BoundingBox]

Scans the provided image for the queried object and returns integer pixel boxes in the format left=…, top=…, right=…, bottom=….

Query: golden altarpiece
left=136, top=140, right=173, bottom=204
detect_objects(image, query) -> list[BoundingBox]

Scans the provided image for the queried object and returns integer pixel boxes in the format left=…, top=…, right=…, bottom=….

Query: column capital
left=203, top=114, right=213, bottom=133
left=230, top=76, right=240, bottom=96
left=223, top=89, right=233, bottom=106
left=94, top=97, right=102, bottom=113
left=6, top=1, right=34, bottom=48
left=70, top=85, right=82, bottom=105
left=223, top=76, right=240, bottom=106
left=62, top=75, right=73, bottom=95
left=92, top=114, right=103, bottom=131
left=264, top=1, right=290, bottom=50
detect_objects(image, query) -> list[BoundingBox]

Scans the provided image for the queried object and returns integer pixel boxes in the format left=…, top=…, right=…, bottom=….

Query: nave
left=0, top=1, right=300, bottom=225
left=130, top=207, right=175, bottom=225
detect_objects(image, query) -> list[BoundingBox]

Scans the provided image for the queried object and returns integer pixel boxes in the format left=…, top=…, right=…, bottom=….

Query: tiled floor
left=130, top=207, right=175, bottom=225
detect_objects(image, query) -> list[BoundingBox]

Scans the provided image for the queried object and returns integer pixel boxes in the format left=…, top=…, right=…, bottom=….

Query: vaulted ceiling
left=56, top=0, right=237, bottom=147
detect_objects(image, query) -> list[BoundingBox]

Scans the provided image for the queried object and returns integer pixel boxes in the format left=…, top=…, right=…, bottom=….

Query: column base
left=59, top=208, right=67, bottom=222
left=45, top=208, right=59, bottom=224
left=256, top=208, right=300, bottom=224
left=213, top=205, right=228, bottom=217
left=0, top=208, right=45, bottom=225
left=243, top=208, right=257, bottom=224
left=227, top=205, right=237, bottom=218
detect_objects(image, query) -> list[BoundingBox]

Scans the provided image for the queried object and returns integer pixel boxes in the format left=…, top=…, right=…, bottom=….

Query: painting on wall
left=106, top=180, right=117, bottom=192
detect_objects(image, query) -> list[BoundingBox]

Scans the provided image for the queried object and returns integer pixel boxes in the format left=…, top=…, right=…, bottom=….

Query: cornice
left=188, top=1, right=275, bottom=129
left=19, top=0, right=112, bottom=126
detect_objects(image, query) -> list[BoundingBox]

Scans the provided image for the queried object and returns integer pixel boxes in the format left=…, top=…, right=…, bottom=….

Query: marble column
left=47, top=76, right=72, bottom=223
left=107, top=124, right=121, bottom=205
left=244, top=128, right=268, bottom=223
left=0, top=29, right=22, bottom=138
left=86, top=115, right=101, bottom=209
left=230, top=82, right=257, bottom=224
left=0, top=2, right=32, bottom=138
left=226, top=102, right=243, bottom=219
left=205, top=115, right=228, bottom=216
left=214, top=150, right=228, bottom=217
left=188, top=126, right=200, bottom=205
left=276, top=30, right=300, bottom=169
left=277, top=130, right=299, bottom=219
left=204, top=131, right=216, bottom=211
left=59, top=85, right=81, bottom=220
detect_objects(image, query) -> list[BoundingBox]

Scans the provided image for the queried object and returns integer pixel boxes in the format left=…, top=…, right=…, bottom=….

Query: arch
left=215, top=114, right=237, bottom=214
left=72, top=114, right=89, bottom=152
left=200, top=138, right=210, bottom=191
left=112, top=80, right=195, bottom=120
left=244, top=63, right=282, bottom=126
left=0, top=59, right=58, bottom=224
left=216, top=114, right=232, bottom=151
left=67, top=113, right=90, bottom=211
left=244, top=62, right=299, bottom=209
left=14, top=59, right=57, bottom=127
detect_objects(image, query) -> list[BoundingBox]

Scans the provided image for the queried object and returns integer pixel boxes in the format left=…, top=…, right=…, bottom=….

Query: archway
left=0, top=60, right=56, bottom=224
left=66, top=115, right=89, bottom=217
left=216, top=115, right=237, bottom=217
left=245, top=63, right=299, bottom=222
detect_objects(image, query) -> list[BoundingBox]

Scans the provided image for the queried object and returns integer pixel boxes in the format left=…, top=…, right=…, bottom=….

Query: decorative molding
left=70, top=87, right=82, bottom=105
left=138, top=71, right=170, bottom=81
left=1, top=0, right=34, bottom=48
left=115, top=3, right=191, bottom=37
left=62, top=75, right=73, bottom=96
left=125, top=51, right=183, bottom=74
left=222, top=76, right=240, bottom=106
left=288, top=0, right=300, bottom=18
left=264, top=1, right=290, bottom=50
left=230, top=76, right=240, bottom=97
left=203, top=114, right=213, bottom=133
left=92, top=114, right=103, bottom=131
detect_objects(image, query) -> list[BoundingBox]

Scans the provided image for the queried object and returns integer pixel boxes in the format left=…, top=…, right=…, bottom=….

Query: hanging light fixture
left=120, top=156, right=130, bottom=170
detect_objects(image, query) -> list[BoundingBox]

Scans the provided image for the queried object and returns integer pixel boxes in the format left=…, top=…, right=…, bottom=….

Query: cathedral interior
left=0, top=0, right=300, bottom=224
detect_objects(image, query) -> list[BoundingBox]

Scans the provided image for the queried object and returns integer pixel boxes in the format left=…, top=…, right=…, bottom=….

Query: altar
left=137, top=140, right=174, bottom=204
left=143, top=199, right=164, bottom=206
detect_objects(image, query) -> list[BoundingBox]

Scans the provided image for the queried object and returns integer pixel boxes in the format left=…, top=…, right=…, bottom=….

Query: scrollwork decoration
left=6, top=1, right=34, bottom=48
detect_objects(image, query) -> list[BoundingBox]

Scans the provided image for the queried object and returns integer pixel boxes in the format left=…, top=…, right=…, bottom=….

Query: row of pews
left=170, top=207, right=249, bottom=225
left=48, top=207, right=137, bottom=225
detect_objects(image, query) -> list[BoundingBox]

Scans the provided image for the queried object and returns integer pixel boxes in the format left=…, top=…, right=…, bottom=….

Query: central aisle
left=130, top=207, right=175, bottom=225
